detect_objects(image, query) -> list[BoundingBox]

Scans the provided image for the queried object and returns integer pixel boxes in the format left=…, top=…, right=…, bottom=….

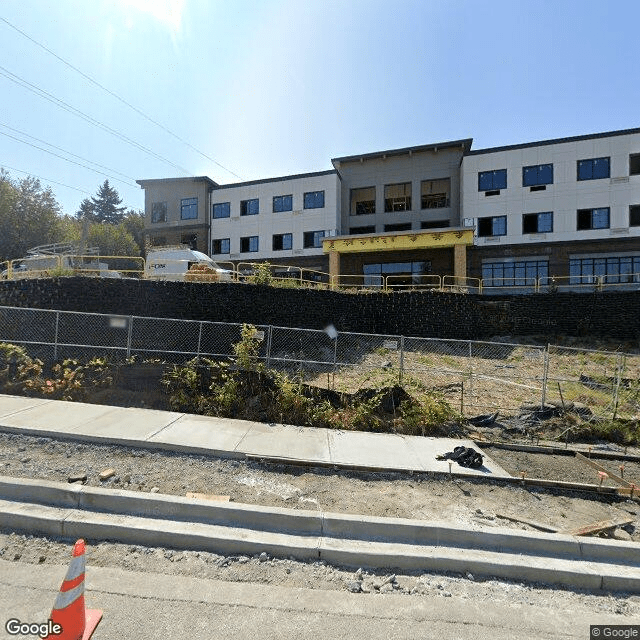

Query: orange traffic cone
left=44, top=539, right=103, bottom=640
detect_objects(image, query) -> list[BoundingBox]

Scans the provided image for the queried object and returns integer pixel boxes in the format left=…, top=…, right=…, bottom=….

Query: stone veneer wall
left=0, top=278, right=638, bottom=340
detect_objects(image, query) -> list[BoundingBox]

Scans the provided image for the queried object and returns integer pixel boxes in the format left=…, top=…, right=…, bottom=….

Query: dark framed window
left=421, top=220, right=450, bottom=229
left=151, top=202, right=167, bottom=223
left=630, top=154, right=640, bottom=176
left=273, top=195, right=293, bottom=213
left=421, top=179, right=450, bottom=209
left=522, top=212, right=553, bottom=234
left=349, top=226, right=376, bottom=234
left=570, top=256, right=640, bottom=285
left=150, top=236, right=166, bottom=246
left=384, top=183, right=411, bottom=212
left=212, top=238, right=230, bottom=255
left=303, top=191, right=325, bottom=209
left=630, top=205, right=640, bottom=226
left=241, top=199, right=259, bottom=216
left=478, top=169, right=507, bottom=191
left=577, top=207, right=610, bottom=230
left=577, top=157, right=610, bottom=181
left=303, top=230, right=325, bottom=248
left=522, top=164, right=553, bottom=187
left=363, top=261, right=431, bottom=287
left=180, top=197, right=198, bottom=220
left=240, top=236, right=259, bottom=252
left=482, top=260, right=548, bottom=287
left=350, top=187, right=376, bottom=215
left=212, top=202, right=230, bottom=219
left=181, top=233, right=197, bottom=250
left=384, top=223, right=412, bottom=232
left=477, top=215, right=507, bottom=237
left=272, top=233, right=293, bottom=251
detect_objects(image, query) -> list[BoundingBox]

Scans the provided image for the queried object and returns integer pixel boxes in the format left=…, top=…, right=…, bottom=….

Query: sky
left=1, top=0, right=640, bottom=217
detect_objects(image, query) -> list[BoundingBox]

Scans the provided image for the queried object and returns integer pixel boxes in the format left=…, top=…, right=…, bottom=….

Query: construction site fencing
left=1, top=305, right=638, bottom=421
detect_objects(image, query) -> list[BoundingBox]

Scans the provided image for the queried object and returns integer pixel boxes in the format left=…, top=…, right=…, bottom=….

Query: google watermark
left=591, top=626, right=640, bottom=639
left=5, top=619, right=62, bottom=638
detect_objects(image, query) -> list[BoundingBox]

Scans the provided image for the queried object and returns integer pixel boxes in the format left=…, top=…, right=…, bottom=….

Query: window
left=240, top=236, right=259, bottom=252
left=349, top=226, right=376, bottom=234
left=151, top=202, right=167, bottom=223
left=150, top=236, right=166, bottom=246
left=421, top=179, right=450, bottom=209
left=212, top=202, right=230, bottom=219
left=421, top=220, right=450, bottom=229
left=363, top=261, right=431, bottom=287
left=577, top=157, right=610, bottom=181
left=272, top=233, right=293, bottom=251
left=273, top=195, right=293, bottom=213
left=570, top=256, right=640, bottom=285
left=577, top=207, right=610, bottom=230
left=384, top=223, right=412, bottom=232
left=631, top=205, right=640, bottom=226
left=384, top=183, right=411, bottom=212
left=350, top=187, right=376, bottom=215
left=303, top=191, right=325, bottom=209
left=181, top=233, right=197, bottom=250
left=630, top=154, right=640, bottom=176
left=212, top=238, right=230, bottom=255
left=478, top=169, right=507, bottom=191
left=522, top=164, right=553, bottom=187
left=482, top=260, right=548, bottom=287
left=522, top=212, right=553, bottom=234
left=180, top=197, right=198, bottom=220
left=303, top=230, right=325, bottom=248
left=477, top=216, right=507, bottom=237
left=241, top=199, right=259, bottom=216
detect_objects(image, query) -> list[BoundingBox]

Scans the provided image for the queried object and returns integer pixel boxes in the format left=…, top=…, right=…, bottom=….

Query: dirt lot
left=1, top=432, right=638, bottom=539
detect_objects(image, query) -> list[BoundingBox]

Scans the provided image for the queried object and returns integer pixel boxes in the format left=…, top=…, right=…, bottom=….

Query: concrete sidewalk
left=0, top=394, right=510, bottom=478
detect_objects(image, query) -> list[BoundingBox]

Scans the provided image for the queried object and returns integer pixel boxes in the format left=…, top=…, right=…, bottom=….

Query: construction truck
left=1, top=244, right=121, bottom=279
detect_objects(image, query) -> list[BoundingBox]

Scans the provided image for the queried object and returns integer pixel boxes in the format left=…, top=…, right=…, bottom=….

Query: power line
left=0, top=122, right=137, bottom=184
left=0, top=164, right=91, bottom=195
left=0, top=129, right=139, bottom=188
left=0, top=64, right=193, bottom=176
left=0, top=15, right=243, bottom=181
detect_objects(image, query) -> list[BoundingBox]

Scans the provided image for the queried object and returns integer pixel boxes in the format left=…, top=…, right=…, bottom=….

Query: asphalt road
left=0, top=559, right=631, bottom=640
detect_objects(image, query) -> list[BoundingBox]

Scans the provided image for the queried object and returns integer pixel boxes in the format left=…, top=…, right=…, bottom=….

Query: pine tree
left=75, top=197, right=96, bottom=222
left=91, top=180, right=126, bottom=224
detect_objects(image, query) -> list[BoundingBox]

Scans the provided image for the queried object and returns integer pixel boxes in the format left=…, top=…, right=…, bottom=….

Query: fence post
left=196, top=321, right=203, bottom=360
left=126, top=316, right=133, bottom=359
left=266, top=325, right=273, bottom=369
left=399, top=335, right=405, bottom=385
left=468, top=340, right=473, bottom=397
left=541, top=346, right=550, bottom=408
left=53, top=311, right=60, bottom=360
left=332, top=332, right=338, bottom=390
left=612, top=353, right=624, bottom=421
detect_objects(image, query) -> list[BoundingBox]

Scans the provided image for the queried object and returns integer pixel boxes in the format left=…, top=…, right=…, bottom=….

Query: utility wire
left=0, top=64, right=193, bottom=176
left=0, top=16, right=243, bottom=181
left=0, top=163, right=91, bottom=195
left=0, top=122, right=137, bottom=183
left=0, top=130, right=139, bottom=188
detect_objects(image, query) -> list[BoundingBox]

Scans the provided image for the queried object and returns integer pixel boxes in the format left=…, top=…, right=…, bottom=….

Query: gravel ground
left=1, top=531, right=639, bottom=617
left=0, top=432, right=638, bottom=539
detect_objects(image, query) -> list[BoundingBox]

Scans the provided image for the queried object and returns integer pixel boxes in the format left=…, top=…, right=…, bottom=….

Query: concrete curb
left=1, top=497, right=639, bottom=593
left=1, top=476, right=639, bottom=592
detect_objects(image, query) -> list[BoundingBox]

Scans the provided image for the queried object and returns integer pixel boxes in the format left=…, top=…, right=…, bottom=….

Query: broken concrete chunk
left=67, top=472, right=87, bottom=483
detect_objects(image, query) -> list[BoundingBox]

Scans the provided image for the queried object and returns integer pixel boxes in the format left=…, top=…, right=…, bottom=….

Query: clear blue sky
left=1, top=0, right=639, bottom=216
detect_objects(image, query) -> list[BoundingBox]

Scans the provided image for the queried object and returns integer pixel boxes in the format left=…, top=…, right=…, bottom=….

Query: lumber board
left=495, top=513, right=558, bottom=532
left=559, top=517, right=634, bottom=537
left=575, top=452, right=634, bottom=488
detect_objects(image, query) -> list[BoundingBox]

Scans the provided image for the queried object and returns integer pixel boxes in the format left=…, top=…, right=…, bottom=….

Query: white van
left=145, top=247, right=233, bottom=282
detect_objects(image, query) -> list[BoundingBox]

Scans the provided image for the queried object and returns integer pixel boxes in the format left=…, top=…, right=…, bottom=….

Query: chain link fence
left=0, top=305, right=638, bottom=420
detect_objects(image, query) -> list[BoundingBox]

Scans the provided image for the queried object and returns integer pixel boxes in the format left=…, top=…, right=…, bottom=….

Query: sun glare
left=118, top=0, right=185, bottom=34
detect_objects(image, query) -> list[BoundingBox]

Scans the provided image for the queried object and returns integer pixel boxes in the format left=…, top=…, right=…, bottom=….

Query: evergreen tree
left=75, top=197, right=96, bottom=222
left=90, top=180, right=126, bottom=224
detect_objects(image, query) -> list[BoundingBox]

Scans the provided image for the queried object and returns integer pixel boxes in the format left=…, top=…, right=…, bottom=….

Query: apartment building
left=209, top=170, right=340, bottom=273
left=462, top=128, right=640, bottom=289
left=137, top=126, right=640, bottom=289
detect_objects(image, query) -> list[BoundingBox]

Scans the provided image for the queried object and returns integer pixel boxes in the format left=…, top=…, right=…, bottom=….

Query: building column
left=329, top=250, right=340, bottom=289
left=453, top=244, right=467, bottom=282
